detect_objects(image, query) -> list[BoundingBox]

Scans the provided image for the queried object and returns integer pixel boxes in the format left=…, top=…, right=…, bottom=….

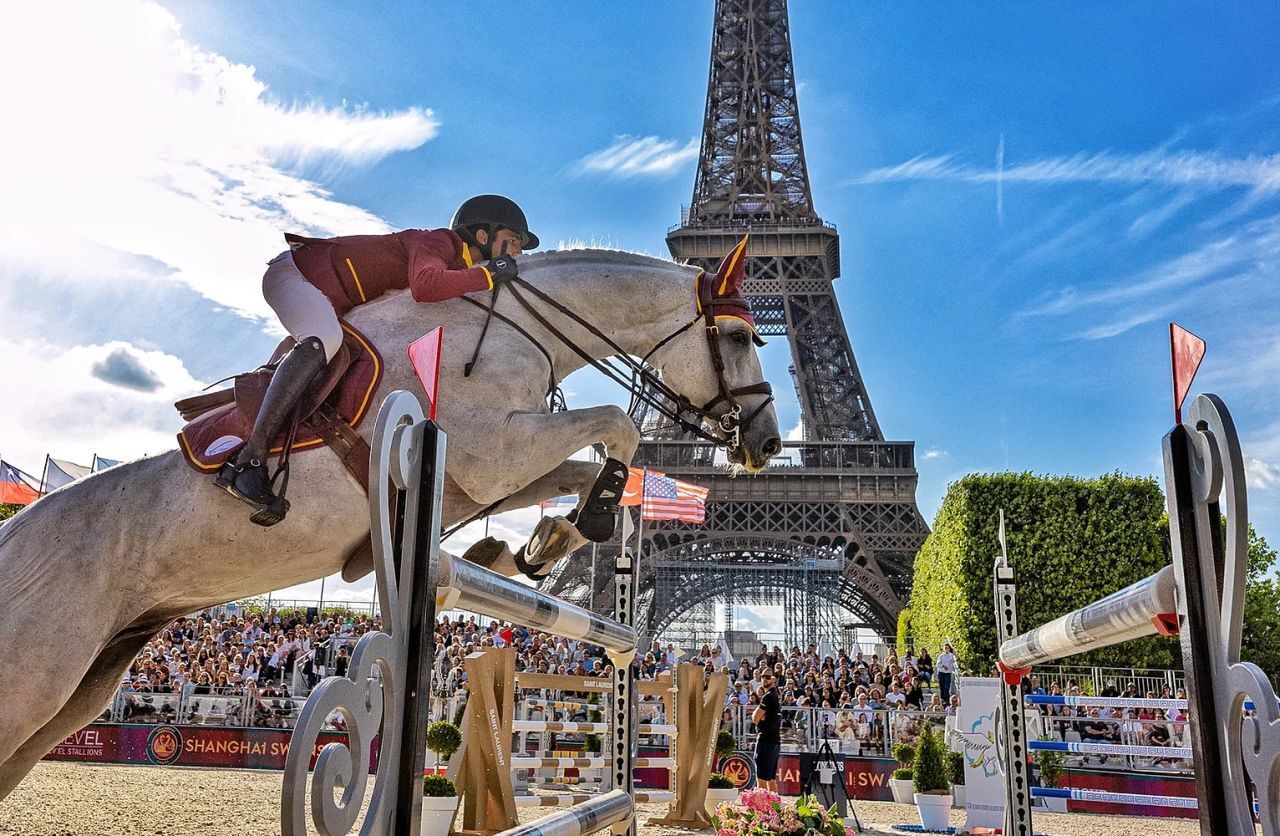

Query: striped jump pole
left=511, top=721, right=676, bottom=735
left=511, top=756, right=674, bottom=771
left=513, top=792, right=675, bottom=809
left=437, top=552, right=637, bottom=655
left=1032, top=787, right=1261, bottom=814
left=495, top=789, right=633, bottom=836
left=1031, top=786, right=1199, bottom=810
left=998, top=565, right=1178, bottom=669
left=1027, top=739, right=1191, bottom=759
left=1024, top=694, right=1273, bottom=712
left=1025, top=694, right=1187, bottom=710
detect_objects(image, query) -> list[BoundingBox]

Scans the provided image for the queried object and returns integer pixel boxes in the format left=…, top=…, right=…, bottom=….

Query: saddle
left=175, top=322, right=383, bottom=493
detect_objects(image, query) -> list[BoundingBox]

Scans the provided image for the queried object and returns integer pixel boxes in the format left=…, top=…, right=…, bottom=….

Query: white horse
left=0, top=248, right=780, bottom=799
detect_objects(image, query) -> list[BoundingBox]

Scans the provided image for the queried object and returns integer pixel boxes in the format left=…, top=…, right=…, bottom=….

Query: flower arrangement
left=711, top=788, right=853, bottom=836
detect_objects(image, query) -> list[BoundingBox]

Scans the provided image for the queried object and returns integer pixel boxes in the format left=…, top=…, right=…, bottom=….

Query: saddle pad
left=177, top=322, right=382, bottom=475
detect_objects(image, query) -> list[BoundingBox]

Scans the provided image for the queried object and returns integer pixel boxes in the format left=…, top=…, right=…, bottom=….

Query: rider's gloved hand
left=485, top=254, right=518, bottom=283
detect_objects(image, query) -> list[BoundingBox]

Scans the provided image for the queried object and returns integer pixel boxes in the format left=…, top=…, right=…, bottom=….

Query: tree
left=1243, top=526, right=1280, bottom=682
left=0, top=504, right=19, bottom=524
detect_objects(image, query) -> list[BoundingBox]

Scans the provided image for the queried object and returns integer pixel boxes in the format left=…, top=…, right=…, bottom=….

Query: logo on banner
left=147, top=725, right=184, bottom=765
left=718, top=752, right=756, bottom=789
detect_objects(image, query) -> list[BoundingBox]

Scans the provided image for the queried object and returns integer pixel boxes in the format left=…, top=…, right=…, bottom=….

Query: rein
left=464, top=271, right=774, bottom=449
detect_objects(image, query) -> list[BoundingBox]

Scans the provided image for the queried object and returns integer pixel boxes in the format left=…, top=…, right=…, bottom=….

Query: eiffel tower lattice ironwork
left=543, top=0, right=929, bottom=646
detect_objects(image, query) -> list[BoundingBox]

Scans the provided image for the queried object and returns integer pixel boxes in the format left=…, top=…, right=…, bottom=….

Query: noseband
left=460, top=269, right=773, bottom=453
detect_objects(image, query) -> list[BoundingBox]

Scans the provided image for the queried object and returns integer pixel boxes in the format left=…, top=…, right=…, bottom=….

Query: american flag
left=640, top=470, right=709, bottom=524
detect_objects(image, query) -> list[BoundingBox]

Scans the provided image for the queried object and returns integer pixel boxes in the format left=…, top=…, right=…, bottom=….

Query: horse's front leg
left=452, top=406, right=639, bottom=574
left=501, top=406, right=638, bottom=544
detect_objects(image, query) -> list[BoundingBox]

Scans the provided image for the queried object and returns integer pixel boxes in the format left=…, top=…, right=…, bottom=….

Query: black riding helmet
left=451, top=194, right=539, bottom=259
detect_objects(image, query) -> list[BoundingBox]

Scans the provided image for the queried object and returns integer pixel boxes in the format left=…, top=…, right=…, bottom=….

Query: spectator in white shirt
left=936, top=642, right=958, bottom=703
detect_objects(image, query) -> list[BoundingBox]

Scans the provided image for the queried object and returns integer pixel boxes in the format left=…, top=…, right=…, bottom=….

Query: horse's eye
left=730, top=331, right=749, bottom=346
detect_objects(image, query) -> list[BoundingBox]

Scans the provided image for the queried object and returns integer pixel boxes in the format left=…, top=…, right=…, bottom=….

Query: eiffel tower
left=545, top=0, right=928, bottom=647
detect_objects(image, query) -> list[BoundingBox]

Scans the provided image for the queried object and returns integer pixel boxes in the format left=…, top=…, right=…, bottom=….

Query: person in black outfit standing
left=752, top=670, right=782, bottom=793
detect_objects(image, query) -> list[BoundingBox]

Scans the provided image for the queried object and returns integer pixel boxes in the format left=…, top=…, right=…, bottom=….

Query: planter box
left=914, top=791, right=953, bottom=832
left=420, top=795, right=459, bottom=836
left=704, top=787, right=738, bottom=820
left=951, top=784, right=965, bottom=808
left=890, top=777, right=914, bottom=804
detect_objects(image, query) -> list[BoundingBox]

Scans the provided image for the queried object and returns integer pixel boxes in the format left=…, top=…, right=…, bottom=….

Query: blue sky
left=1, top=2, right=1277, bottom=610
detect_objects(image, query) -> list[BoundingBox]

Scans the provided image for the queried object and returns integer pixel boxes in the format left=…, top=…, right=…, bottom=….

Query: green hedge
left=908, top=472, right=1175, bottom=671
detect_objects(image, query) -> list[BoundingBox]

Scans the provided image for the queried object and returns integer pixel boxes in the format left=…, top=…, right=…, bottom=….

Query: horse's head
left=653, top=238, right=781, bottom=471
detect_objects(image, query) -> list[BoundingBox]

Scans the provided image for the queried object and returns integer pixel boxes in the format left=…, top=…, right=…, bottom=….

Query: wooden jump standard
left=452, top=649, right=729, bottom=833
left=993, top=394, right=1280, bottom=836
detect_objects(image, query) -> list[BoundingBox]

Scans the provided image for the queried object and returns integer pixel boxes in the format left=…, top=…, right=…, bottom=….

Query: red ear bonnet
left=696, top=235, right=761, bottom=340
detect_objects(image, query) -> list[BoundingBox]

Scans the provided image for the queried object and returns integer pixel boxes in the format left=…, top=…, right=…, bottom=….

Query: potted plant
left=420, top=774, right=458, bottom=836
left=705, top=772, right=738, bottom=818
left=946, top=750, right=965, bottom=809
left=426, top=721, right=462, bottom=774
left=912, top=726, right=952, bottom=831
left=1033, top=737, right=1066, bottom=812
left=889, top=742, right=916, bottom=804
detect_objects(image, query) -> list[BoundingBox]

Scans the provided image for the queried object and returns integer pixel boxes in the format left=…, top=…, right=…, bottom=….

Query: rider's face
left=478, top=227, right=525, bottom=257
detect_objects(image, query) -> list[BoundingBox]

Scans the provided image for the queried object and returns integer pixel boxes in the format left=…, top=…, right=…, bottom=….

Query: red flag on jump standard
left=0, top=460, right=41, bottom=506
left=1170, top=323, right=1206, bottom=422
left=640, top=470, right=709, bottom=524
left=407, top=327, right=444, bottom=420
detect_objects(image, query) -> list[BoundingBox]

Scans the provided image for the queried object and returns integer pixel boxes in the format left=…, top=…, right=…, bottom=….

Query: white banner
left=953, top=676, right=1004, bottom=829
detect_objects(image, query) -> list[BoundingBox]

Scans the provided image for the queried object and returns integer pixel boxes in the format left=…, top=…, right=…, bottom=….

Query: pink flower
left=739, top=788, right=781, bottom=814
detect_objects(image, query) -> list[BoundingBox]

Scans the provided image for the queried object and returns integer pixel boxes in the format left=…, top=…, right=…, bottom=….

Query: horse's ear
left=713, top=235, right=749, bottom=297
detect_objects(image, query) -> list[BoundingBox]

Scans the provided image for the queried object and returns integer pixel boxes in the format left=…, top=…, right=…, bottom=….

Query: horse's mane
left=521, top=247, right=692, bottom=275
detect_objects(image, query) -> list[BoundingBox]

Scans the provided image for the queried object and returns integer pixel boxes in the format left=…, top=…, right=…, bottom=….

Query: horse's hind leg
left=0, top=627, right=151, bottom=800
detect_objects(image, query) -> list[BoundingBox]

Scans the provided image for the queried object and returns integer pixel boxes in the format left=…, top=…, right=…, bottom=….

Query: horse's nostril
left=762, top=437, right=782, bottom=458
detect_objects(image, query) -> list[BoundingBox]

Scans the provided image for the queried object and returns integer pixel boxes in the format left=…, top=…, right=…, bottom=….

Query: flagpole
left=39, top=454, right=50, bottom=495
left=635, top=469, right=645, bottom=560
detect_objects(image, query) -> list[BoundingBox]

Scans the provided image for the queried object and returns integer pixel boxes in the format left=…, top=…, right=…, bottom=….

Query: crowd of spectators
left=431, top=615, right=966, bottom=754
left=104, top=608, right=1189, bottom=770
left=108, top=606, right=384, bottom=727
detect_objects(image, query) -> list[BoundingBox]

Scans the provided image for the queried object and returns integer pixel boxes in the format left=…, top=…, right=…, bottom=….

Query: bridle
left=459, top=268, right=774, bottom=453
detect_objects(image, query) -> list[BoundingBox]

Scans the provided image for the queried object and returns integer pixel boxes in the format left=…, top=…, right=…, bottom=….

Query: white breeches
left=262, top=251, right=343, bottom=361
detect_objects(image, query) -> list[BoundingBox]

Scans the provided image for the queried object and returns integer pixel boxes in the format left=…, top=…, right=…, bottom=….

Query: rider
left=217, top=194, right=538, bottom=521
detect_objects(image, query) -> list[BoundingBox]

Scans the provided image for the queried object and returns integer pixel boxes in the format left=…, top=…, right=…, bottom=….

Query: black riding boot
left=216, top=336, right=328, bottom=517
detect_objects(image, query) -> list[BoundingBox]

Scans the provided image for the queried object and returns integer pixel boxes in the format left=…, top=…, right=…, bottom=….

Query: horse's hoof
left=461, top=536, right=509, bottom=569
left=524, top=516, right=580, bottom=565
left=513, top=544, right=555, bottom=581
left=574, top=458, right=628, bottom=542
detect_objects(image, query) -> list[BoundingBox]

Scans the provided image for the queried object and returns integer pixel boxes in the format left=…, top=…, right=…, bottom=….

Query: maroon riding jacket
left=283, top=228, right=493, bottom=315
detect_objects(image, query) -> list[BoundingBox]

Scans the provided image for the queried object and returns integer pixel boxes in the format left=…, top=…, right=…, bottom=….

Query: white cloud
left=0, top=1, right=438, bottom=320
left=1246, top=457, right=1280, bottom=490
left=1015, top=212, right=1280, bottom=339
left=855, top=148, right=1280, bottom=193
left=576, top=135, right=699, bottom=179
left=0, top=336, right=204, bottom=474
left=921, top=448, right=948, bottom=460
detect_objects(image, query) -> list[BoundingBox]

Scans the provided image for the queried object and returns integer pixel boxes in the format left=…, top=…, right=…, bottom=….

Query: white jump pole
left=999, top=564, right=1178, bottom=669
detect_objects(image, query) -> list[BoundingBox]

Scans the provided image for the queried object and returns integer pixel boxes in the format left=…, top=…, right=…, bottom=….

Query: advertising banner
left=45, top=724, right=379, bottom=772
left=775, top=755, right=897, bottom=801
